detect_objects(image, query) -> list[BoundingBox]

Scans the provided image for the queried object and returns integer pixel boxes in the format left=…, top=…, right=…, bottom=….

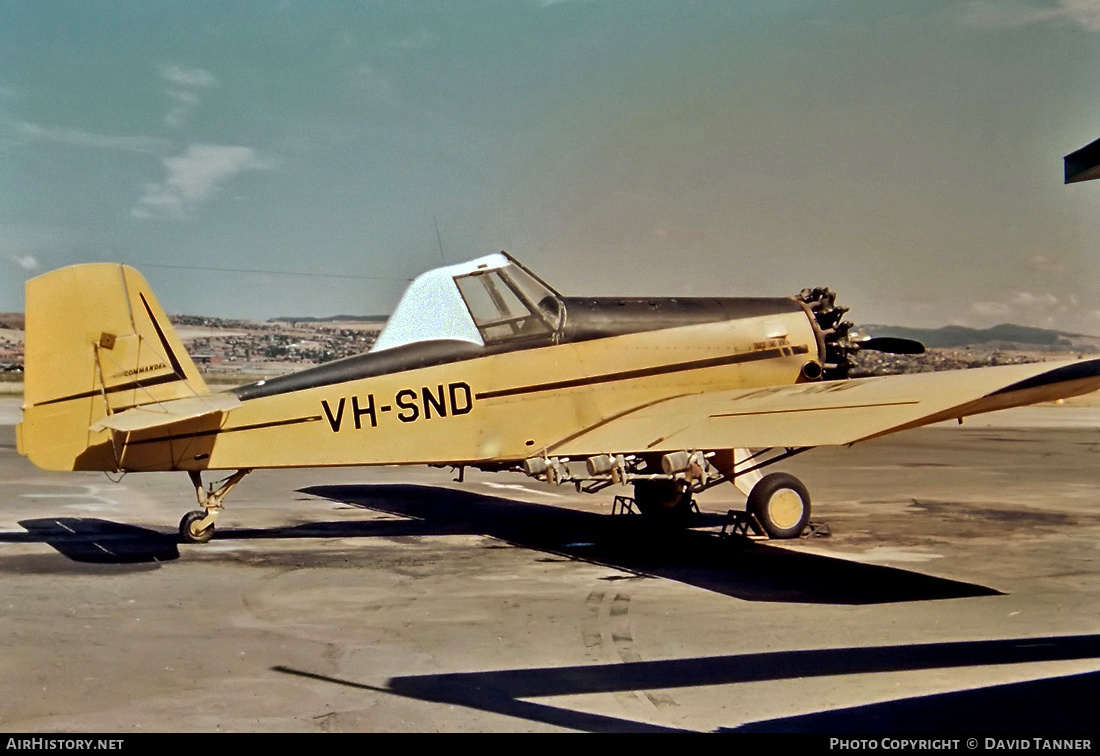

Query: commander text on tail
left=16, top=253, right=1100, bottom=543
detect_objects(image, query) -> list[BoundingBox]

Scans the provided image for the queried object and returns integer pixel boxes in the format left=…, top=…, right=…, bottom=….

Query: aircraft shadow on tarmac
left=298, top=483, right=1001, bottom=605
left=3, top=483, right=1001, bottom=605
left=7, top=518, right=179, bottom=564
left=274, top=633, right=1100, bottom=733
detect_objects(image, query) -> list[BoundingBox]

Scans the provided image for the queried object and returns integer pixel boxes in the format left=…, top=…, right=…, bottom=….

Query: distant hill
left=865, top=323, right=1100, bottom=351
left=268, top=315, right=388, bottom=324
left=4, top=308, right=1098, bottom=353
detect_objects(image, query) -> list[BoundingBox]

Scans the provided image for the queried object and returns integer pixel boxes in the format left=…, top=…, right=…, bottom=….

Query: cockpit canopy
left=371, top=253, right=564, bottom=353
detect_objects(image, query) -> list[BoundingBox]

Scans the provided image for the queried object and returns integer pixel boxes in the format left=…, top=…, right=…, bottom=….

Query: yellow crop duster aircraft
left=16, top=253, right=1100, bottom=543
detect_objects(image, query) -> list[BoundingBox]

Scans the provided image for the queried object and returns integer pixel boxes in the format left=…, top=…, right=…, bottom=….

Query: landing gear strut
left=179, top=469, right=251, bottom=544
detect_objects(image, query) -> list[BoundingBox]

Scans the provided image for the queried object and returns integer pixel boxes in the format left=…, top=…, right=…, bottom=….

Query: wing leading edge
left=548, top=358, right=1100, bottom=456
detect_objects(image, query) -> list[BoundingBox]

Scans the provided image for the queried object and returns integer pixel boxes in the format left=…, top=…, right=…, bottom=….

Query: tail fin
left=17, top=264, right=208, bottom=471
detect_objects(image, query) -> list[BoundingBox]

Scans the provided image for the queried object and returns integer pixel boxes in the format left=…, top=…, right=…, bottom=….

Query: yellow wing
left=548, top=358, right=1100, bottom=455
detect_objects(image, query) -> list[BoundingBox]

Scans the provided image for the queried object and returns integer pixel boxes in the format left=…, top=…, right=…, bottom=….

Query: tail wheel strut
left=179, top=469, right=251, bottom=544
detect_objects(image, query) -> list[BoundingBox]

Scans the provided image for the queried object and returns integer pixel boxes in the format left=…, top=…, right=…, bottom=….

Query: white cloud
left=0, top=226, right=75, bottom=273
left=133, top=145, right=267, bottom=219
left=1009, top=291, right=1059, bottom=308
left=18, top=122, right=170, bottom=154
left=962, top=0, right=1100, bottom=32
left=9, top=255, right=39, bottom=271
left=970, top=290, right=1068, bottom=328
left=158, top=65, right=219, bottom=129
left=167, top=90, right=201, bottom=106
left=164, top=106, right=189, bottom=130
left=158, top=65, right=219, bottom=89
left=1056, top=0, right=1100, bottom=29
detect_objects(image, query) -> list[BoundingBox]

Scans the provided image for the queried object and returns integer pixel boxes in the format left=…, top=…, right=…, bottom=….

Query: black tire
left=179, top=510, right=214, bottom=544
left=633, top=479, right=693, bottom=524
left=746, top=472, right=810, bottom=539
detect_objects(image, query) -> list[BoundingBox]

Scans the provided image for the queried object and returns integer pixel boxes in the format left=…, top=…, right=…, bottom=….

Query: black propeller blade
left=855, top=336, right=926, bottom=355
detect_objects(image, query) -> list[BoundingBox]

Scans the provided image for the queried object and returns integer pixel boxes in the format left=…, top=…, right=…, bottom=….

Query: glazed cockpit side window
left=454, top=266, right=563, bottom=344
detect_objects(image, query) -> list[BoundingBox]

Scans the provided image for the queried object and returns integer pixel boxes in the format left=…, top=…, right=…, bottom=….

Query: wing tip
left=988, top=358, right=1100, bottom=398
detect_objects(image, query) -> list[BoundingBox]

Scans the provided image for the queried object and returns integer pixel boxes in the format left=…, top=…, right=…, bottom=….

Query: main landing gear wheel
left=179, top=510, right=214, bottom=544
left=746, top=472, right=811, bottom=539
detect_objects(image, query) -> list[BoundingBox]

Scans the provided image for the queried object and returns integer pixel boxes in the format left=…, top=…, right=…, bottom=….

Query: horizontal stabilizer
left=549, top=358, right=1100, bottom=455
left=90, top=394, right=242, bottom=433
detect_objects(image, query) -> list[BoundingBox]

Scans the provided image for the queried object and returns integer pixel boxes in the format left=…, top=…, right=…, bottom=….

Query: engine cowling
left=798, top=287, right=924, bottom=380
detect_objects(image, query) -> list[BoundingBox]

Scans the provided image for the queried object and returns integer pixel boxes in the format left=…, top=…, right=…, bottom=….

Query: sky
left=2, top=0, right=1100, bottom=333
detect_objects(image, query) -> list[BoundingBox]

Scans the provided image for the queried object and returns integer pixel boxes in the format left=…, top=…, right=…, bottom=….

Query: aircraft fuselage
left=112, top=297, right=821, bottom=472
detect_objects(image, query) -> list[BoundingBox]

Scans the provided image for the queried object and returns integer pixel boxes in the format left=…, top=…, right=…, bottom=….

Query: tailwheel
left=746, top=472, right=811, bottom=539
left=179, top=509, right=215, bottom=544
left=179, top=469, right=251, bottom=545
